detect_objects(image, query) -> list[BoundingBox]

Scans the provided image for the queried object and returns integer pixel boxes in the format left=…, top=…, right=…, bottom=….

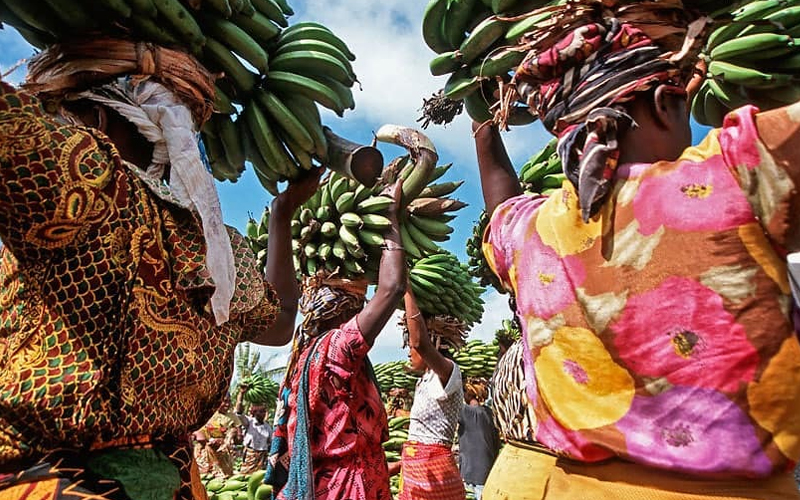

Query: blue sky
left=0, top=2, right=710, bottom=369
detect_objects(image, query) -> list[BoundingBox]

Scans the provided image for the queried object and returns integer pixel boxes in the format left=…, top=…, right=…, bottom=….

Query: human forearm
left=473, top=122, right=522, bottom=216
left=261, top=198, right=300, bottom=345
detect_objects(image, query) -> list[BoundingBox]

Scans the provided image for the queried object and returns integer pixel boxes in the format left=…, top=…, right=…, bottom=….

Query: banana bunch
left=453, top=339, right=500, bottom=378
left=407, top=252, right=486, bottom=328
left=383, top=415, right=410, bottom=460
left=239, top=373, right=279, bottom=406
left=694, top=0, right=800, bottom=127
left=495, top=317, right=521, bottom=345
left=0, top=0, right=361, bottom=195
left=518, top=136, right=565, bottom=194
left=421, top=0, right=564, bottom=125
left=239, top=23, right=359, bottom=193
left=289, top=127, right=467, bottom=281
left=465, top=209, right=505, bottom=294
left=374, top=360, right=420, bottom=393
left=244, top=207, right=270, bottom=271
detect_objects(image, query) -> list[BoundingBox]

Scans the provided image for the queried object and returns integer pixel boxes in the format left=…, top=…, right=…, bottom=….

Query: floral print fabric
left=277, top=317, right=392, bottom=500
left=484, top=104, right=800, bottom=476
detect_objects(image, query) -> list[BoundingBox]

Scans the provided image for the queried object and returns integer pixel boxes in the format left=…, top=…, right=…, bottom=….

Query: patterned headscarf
left=502, top=1, right=708, bottom=221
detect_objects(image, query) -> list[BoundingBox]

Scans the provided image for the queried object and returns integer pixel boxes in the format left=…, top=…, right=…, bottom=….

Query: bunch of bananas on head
left=0, top=0, right=359, bottom=195
left=239, top=372, right=279, bottom=406
left=286, top=126, right=468, bottom=281
left=245, top=207, right=270, bottom=271
left=421, top=0, right=565, bottom=126
left=693, top=0, right=800, bottom=126
left=374, top=360, right=421, bottom=393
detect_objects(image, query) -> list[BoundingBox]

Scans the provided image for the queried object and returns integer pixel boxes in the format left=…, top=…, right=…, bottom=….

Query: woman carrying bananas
left=264, top=181, right=406, bottom=500
left=388, top=288, right=465, bottom=500
left=472, top=0, right=800, bottom=498
left=0, top=38, right=320, bottom=499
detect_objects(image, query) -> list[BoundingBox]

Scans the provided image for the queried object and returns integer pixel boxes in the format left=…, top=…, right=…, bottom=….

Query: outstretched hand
left=275, top=166, right=324, bottom=212
left=383, top=179, right=404, bottom=225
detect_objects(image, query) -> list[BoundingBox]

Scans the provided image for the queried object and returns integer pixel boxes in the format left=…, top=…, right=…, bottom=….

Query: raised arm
left=404, top=288, right=453, bottom=386
left=356, top=181, right=407, bottom=346
left=473, top=121, right=522, bottom=217
left=251, top=167, right=323, bottom=346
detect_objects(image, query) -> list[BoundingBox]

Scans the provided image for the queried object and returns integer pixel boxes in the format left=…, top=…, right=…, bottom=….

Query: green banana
left=442, top=0, right=478, bottom=48
left=710, top=32, right=793, bottom=62
left=204, top=37, right=258, bottom=95
left=154, top=0, right=205, bottom=49
left=202, top=15, right=270, bottom=73
left=444, top=69, right=481, bottom=100
left=459, top=15, right=508, bottom=64
left=267, top=70, right=346, bottom=116
left=231, top=11, right=282, bottom=45
left=279, top=23, right=356, bottom=61
left=422, top=0, right=453, bottom=53
left=250, top=0, right=288, bottom=27
left=255, top=88, right=316, bottom=154
left=429, top=50, right=464, bottom=76
left=270, top=50, right=356, bottom=86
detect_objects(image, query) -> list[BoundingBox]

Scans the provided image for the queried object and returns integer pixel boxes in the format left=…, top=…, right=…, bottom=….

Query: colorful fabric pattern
left=398, top=442, right=465, bottom=500
left=483, top=104, right=800, bottom=477
left=515, top=19, right=687, bottom=222
left=0, top=82, right=279, bottom=493
left=274, top=317, right=391, bottom=500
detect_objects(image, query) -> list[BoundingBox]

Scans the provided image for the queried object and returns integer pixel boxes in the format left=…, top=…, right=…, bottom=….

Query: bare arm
left=250, top=168, right=324, bottom=346
left=356, top=181, right=407, bottom=346
left=473, top=121, right=522, bottom=217
left=404, top=288, right=453, bottom=386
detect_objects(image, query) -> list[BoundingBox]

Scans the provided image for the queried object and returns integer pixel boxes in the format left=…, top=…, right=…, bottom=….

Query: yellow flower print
left=535, top=326, right=634, bottom=430
left=536, top=187, right=601, bottom=257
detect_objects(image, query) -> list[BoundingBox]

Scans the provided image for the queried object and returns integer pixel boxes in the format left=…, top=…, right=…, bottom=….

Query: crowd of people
left=4, top=0, right=800, bottom=499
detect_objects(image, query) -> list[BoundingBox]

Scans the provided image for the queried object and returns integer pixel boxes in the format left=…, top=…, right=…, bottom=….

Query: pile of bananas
left=203, top=470, right=272, bottom=500
left=454, top=339, right=499, bottom=378
left=289, top=126, right=467, bottom=280
left=407, top=252, right=486, bottom=328
left=0, top=0, right=359, bottom=194
left=694, top=0, right=800, bottom=126
left=374, top=360, right=421, bottom=393
left=239, top=373, right=279, bottom=406
left=245, top=207, right=270, bottom=271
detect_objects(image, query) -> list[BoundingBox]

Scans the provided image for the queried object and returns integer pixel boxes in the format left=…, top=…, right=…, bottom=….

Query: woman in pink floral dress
left=473, top=2, right=800, bottom=499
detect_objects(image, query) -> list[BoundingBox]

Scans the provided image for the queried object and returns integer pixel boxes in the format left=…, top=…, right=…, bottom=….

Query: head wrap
left=500, top=0, right=708, bottom=221
left=23, top=40, right=234, bottom=323
left=298, top=274, right=368, bottom=338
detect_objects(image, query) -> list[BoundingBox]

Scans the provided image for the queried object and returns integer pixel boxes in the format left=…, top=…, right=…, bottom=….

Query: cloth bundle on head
left=25, top=38, right=216, bottom=124
left=298, top=274, right=368, bottom=338
left=23, top=38, right=235, bottom=324
left=401, top=314, right=468, bottom=352
left=499, top=0, right=708, bottom=221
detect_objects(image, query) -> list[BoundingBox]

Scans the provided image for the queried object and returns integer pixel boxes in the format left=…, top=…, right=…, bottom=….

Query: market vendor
left=0, top=38, right=319, bottom=499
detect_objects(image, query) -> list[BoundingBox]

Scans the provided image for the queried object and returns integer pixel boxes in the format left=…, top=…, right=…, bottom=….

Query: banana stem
left=323, top=127, right=384, bottom=187
left=374, top=125, right=439, bottom=204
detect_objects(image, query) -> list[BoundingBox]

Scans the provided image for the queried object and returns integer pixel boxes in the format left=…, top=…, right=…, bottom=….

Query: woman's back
left=483, top=105, right=800, bottom=476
